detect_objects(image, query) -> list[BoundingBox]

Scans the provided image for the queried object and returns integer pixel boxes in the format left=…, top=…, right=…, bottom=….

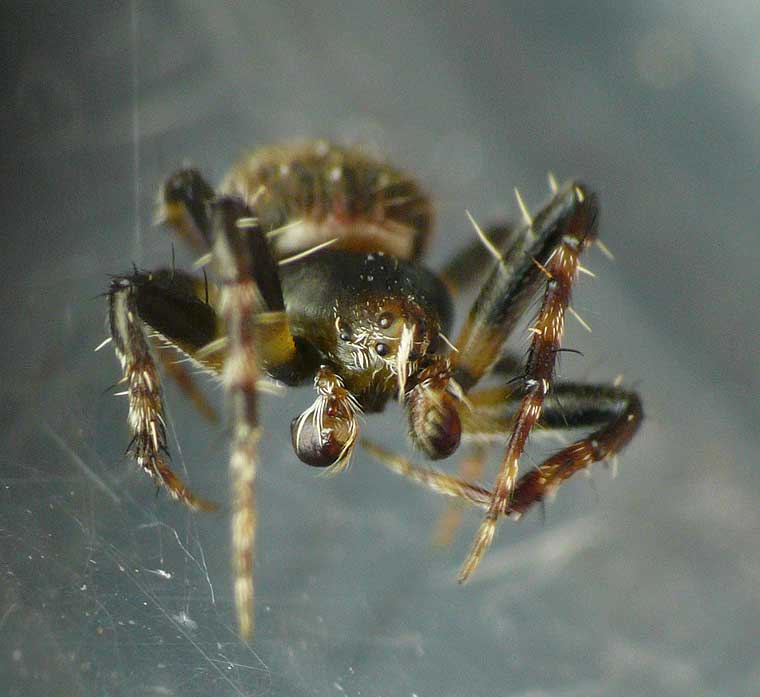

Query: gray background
left=1, top=2, right=758, bottom=696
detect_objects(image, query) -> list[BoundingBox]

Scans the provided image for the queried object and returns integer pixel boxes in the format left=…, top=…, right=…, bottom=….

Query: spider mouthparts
left=290, top=402, right=358, bottom=469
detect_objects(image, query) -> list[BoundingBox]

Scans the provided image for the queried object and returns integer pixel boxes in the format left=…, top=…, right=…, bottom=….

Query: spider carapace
left=106, top=141, right=642, bottom=638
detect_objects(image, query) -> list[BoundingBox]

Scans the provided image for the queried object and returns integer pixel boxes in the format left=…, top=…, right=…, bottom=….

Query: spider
left=105, top=141, right=642, bottom=639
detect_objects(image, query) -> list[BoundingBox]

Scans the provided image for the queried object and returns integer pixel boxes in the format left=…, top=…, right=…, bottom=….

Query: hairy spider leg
left=439, top=223, right=515, bottom=296
left=362, top=439, right=493, bottom=509
left=483, top=384, right=643, bottom=518
left=133, top=268, right=222, bottom=421
left=463, top=381, right=642, bottom=442
left=152, top=167, right=305, bottom=418
left=463, top=378, right=642, bottom=517
left=207, top=195, right=316, bottom=639
left=392, top=220, right=520, bottom=540
left=365, top=381, right=641, bottom=518
left=449, top=182, right=636, bottom=582
left=110, top=187, right=314, bottom=636
left=140, top=168, right=220, bottom=418
left=452, top=183, right=595, bottom=390
left=108, top=269, right=219, bottom=511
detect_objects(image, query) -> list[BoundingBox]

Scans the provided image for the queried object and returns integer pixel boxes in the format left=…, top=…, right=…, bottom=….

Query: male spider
left=105, top=141, right=642, bottom=638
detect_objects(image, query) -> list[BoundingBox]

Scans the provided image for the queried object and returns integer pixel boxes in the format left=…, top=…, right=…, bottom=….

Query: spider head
left=327, top=279, right=461, bottom=460
left=332, top=294, right=442, bottom=401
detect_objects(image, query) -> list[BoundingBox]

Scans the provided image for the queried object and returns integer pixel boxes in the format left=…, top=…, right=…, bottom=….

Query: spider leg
left=439, top=223, right=515, bottom=295
left=365, top=382, right=641, bottom=517
left=452, top=183, right=596, bottom=390
left=156, top=349, right=219, bottom=423
left=207, top=194, right=313, bottom=638
left=452, top=182, right=604, bottom=582
left=362, top=439, right=493, bottom=509
left=462, top=382, right=641, bottom=440
left=157, top=167, right=216, bottom=254
left=152, top=166, right=224, bottom=411
left=462, top=382, right=643, bottom=514
left=162, top=173, right=316, bottom=380
left=432, top=444, right=489, bottom=547
left=108, top=269, right=219, bottom=510
left=504, top=386, right=643, bottom=518
left=132, top=267, right=222, bottom=421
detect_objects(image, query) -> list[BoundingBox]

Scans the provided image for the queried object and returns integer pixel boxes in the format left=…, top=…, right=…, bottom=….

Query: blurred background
left=1, top=2, right=758, bottom=696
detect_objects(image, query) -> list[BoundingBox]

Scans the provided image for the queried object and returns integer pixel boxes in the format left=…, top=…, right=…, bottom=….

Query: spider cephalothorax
left=104, top=140, right=642, bottom=638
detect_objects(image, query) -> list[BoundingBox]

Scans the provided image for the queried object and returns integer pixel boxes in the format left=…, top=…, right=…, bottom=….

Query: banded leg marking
left=458, top=183, right=600, bottom=582
left=108, top=275, right=216, bottom=511
left=209, top=196, right=267, bottom=639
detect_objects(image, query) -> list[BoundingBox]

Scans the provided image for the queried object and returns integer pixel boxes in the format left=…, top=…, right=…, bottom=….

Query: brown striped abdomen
left=220, top=141, right=433, bottom=261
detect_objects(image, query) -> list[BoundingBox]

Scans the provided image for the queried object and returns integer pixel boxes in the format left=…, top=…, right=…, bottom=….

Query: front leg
left=364, top=382, right=642, bottom=519
left=207, top=195, right=320, bottom=637
left=464, top=381, right=643, bottom=516
left=455, top=182, right=601, bottom=582
left=208, top=196, right=277, bottom=639
left=108, top=271, right=218, bottom=510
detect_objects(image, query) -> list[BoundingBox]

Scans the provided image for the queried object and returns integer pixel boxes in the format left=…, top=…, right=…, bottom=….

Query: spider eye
left=339, top=324, right=352, bottom=341
left=377, top=311, right=394, bottom=329
left=375, top=342, right=390, bottom=356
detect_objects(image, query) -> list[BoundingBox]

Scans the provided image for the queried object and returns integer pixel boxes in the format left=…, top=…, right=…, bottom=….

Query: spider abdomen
left=221, top=141, right=433, bottom=261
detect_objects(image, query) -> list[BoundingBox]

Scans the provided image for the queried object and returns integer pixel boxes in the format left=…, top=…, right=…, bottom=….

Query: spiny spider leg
left=452, top=183, right=595, bottom=391
left=108, top=270, right=219, bottom=511
left=439, top=223, right=514, bottom=295
left=149, top=167, right=220, bottom=414
left=208, top=193, right=322, bottom=637
left=139, top=269, right=220, bottom=422
left=505, top=389, right=642, bottom=518
left=434, top=383, right=642, bottom=543
left=451, top=182, right=603, bottom=582
left=365, top=382, right=641, bottom=516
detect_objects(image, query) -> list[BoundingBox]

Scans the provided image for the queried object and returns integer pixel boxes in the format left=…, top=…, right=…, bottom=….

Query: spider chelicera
left=104, top=141, right=642, bottom=638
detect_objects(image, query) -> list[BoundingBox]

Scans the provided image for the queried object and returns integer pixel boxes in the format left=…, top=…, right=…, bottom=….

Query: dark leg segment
left=453, top=183, right=598, bottom=391
left=463, top=382, right=640, bottom=439
left=129, top=269, right=219, bottom=356
left=158, top=167, right=216, bottom=253
left=458, top=183, right=601, bottom=582
left=463, top=381, right=643, bottom=517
